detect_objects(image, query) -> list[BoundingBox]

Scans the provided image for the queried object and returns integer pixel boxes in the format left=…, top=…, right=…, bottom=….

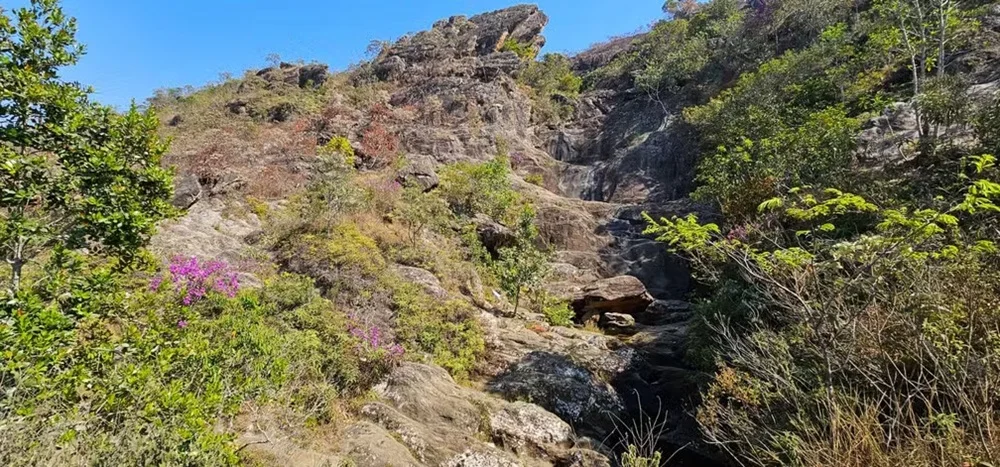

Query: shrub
left=395, top=185, right=453, bottom=246
left=359, top=104, right=399, bottom=169
left=319, top=135, right=356, bottom=166
left=645, top=158, right=1000, bottom=465
left=541, top=300, right=575, bottom=327
left=0, top=260, right=401, bottom=465
left=152, top=256, right=241, bottom=305
left=519, top=53, right=582, bottom=124
left=524, top=173, right=545, bottom=186
left=494, top=240, right=550, bottom=314
left=500, top=38, right=538, bottom=61
left=391, top=279, right=485, bottom=380
left=439, top=155, right=520, bottom=222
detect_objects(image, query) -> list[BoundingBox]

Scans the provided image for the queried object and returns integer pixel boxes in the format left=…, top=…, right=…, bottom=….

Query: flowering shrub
left=343, top=315, right=405, bottom=389
left=347, top=315, right=405, bottom=358
left=152, top=256, right=241, bottom=305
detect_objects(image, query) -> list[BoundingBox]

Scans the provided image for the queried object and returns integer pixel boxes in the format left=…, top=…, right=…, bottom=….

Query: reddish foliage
left=360, top=104, right=400, bottom=169
left=246, top=165, right=309, bottom=200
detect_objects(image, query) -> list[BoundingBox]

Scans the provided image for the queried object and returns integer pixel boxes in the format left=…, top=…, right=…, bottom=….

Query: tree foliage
left=0, top=0, right=173, bottom=295
left=646, top=156, right=1000, bottom=465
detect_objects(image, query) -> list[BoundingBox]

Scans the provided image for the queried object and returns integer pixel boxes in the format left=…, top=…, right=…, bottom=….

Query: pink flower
left=162, top=256, right=242, bottom=305
left=149, top=275, right=164, bottom=291
left=177, top=320, right=189, bottom=329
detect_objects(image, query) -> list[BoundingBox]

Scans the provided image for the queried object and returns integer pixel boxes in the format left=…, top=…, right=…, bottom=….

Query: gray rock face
left=375, top=363, right=484, bottom=434
left=490, top=401, right=573, bottom=454
left=469, top=5, right=548, bottom=55
left=600, top=312, right=637, bottom=334
left=171, top=173, right=202, bottom=209
left=857, top=101, right=920, bottom=163
left=444, top=450, right=521, bottom=467
left=339, top=422, right=422, bottom=467
left=636, top=299, right=693, bottom=325
left=382, top=5, right=546, bottom=65
left=487, top=351, right=624, bottom=439
left=256, top=62, right=328, bottom=89
left=477, top=52, right=525, bottom=80
left=396, top=154, right=441, bottom=191
left=571, top=34, right=640, bottom=74
left=296, top=63, right=329, bottom=88
left=394, top=265, right=447, bottom=299
left=364, top=363, right=607, bottom=466
left=473, top=214, right=518, bottom=255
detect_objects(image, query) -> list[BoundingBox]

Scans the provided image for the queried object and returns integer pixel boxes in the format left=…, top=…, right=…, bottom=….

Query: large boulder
left=339, top=422, right=422, bottom=467
left=469, top=5, right=548, bottom=55
left=256, top=62, right=329, bottom=89
left=396, top=154, right=440, bottom=191
left=375, top=363, right=484, bottom=434
left=297, top=63, right=329, bottom=88
left=571, top=275, right=653, bottom=317
left=857, top=101, right=920, bottom=163
left=599, top=312, right=636, bottom=335
left=487, top=351, right=624, bottom=440
left=171, top=173, right=202, bottom=209
left=395, top=265, right=447, bottom=298
left=366, top=362, right=608, bottom=465
left=472, top=214, right=518, bottom=255
left=490, top=401, right=573, bottom=454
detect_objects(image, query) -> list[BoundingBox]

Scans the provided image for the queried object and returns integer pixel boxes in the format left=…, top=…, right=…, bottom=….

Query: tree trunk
left=10, top=259, right=23, bottom=292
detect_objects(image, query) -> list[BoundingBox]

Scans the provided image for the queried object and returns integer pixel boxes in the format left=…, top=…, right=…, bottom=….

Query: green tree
left=874, top=0, right=971, bottom=136
left=0, top=0, right=173, bottom=294
left=494, top=240, right=550, bottom=314
left=396, top=185, right=452, bottom=246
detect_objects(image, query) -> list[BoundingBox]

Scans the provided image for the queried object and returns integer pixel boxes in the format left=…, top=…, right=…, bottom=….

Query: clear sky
left=23, top=1, right=665, bottom=109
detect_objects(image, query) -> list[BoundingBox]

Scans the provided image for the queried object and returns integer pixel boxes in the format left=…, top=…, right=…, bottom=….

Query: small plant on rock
left=542, top=299, right=575, bottom=327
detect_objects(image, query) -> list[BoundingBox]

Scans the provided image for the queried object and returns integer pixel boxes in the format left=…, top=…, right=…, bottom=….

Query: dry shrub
left=360, top=104, right=400, bottom=169
left=246, top=164, right=310, bottom=200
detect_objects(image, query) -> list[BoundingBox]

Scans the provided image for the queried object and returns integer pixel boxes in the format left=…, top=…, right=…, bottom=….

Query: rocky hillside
left=7, top=0, right=1000, bottom=465
left=148, top=0, right=1000, bottom=462
left=145, top=4, right=721, bottom=466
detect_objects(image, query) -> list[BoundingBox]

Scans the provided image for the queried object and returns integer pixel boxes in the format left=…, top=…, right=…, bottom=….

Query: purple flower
left=177, top=320, right=189, bottom=329
left=162, top=256, right=242, bottom=305
left=149, top=275, right=164, bottom=292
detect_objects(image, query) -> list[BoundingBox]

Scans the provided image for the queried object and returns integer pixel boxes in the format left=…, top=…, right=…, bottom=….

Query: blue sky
left=29, top=1, right=665, bottom=108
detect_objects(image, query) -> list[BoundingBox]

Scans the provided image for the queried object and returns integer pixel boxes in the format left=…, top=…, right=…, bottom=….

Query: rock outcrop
left=571, top=275, right=654, bottom=318
left=361, top=363, right=611, bottom=466
left=257, top=62, right=329, bottom=88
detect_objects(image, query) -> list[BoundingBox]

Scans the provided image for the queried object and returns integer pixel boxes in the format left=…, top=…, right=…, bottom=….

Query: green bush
left=390, top=279, right=485, bottom=380
left=645, top=157, right=1000, bottom=465
left=541, top=300, right=575, bottom=327
left=319, top=135, right=357, bottom=166
left=439, top=155, right=520, bottom=222
left=0, top=264, right=401, bottom=465
left=500, top=38, right=538, bottom=61
left=494, top=240, right=550, bottom=314
left=519, top=53, right=582, bottom=124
